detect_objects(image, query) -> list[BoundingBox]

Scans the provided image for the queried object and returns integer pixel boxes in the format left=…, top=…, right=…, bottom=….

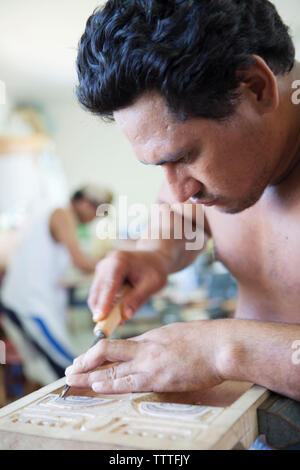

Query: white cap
left=82, top=184, right=113, bottom=206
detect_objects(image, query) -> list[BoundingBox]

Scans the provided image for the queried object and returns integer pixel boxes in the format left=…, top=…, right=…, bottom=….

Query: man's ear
left=236, top=55, right=279, bottom=114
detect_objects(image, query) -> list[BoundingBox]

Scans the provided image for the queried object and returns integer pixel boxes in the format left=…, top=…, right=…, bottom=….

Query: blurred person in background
left=0, top=105, right=68, bottom=274
left=0, top=105, right=68, bottom=217
left=0, top=184, right=113, bottom=385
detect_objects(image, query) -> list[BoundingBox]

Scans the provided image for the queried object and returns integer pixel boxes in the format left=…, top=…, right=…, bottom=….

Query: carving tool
left=59, top=284, right=131, bottom=399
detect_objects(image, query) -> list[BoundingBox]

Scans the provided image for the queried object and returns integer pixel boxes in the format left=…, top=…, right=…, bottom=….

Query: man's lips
left=189, top=196, right=217, bottom=206
left=201, top=200, right=217, bottom=206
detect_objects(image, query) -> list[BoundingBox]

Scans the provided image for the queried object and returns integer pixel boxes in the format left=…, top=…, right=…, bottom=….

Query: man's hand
left=88, top=250, right=171, bottom=322
left=65, top=321, right=226, bottom=394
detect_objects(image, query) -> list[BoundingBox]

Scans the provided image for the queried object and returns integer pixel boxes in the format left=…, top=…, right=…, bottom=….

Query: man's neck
left=272, top=61, right=300, bottom=186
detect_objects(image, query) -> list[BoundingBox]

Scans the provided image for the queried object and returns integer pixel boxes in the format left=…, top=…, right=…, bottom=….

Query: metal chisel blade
left=59, top=330, right=105, bottom=399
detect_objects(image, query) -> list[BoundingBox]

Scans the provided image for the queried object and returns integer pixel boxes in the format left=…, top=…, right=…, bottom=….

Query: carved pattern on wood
left=0, top=379, right=270, bottom=450
left=1, top=392, right=221, bottom=444
left=3, top=394, right=121, bottom=431
left=136, top=401, right=223, bottom=423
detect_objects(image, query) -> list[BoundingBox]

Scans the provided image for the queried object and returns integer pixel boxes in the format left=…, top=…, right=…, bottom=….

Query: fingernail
left=124, top=307, right=134, bottom=320
left=92, top=382, right=103, bottom=393
left=93, top=308, right=102, bottom=321
left=94, top=309, right=107, bottom=321
left=65, top=374, right=74, bottom=385
left=65, top=365, right=73, bottom=375
left=72, top=358, right=83, bottom=370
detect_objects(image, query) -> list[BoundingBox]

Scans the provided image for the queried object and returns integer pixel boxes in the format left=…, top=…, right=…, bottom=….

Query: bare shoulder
left=49, top=208, right=76, bottom=242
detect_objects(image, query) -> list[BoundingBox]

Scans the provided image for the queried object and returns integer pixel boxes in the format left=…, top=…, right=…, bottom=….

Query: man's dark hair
left=71, top=189, right=85, bottom=202
left=76, top=0, right=295, bottom=121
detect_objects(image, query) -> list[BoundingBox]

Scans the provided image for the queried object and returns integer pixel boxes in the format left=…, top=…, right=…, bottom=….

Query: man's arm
left=89, top=200, right=208, bottom=320
left=0, top=134, right=48, bottom=155
left=50, top=208, right=97, bottom=273
left=65, top=318, right=300, bottom=401
left=136, top=203, right=207, bottom=273
left=220, top=319, right=300, bottom=401
left=143, top=180, right=210, bottom=272
left=135, top=180, right=210, bottom=274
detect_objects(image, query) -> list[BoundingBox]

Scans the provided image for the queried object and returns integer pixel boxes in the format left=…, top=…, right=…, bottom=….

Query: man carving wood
left=65, top=0, right=300, bottom=401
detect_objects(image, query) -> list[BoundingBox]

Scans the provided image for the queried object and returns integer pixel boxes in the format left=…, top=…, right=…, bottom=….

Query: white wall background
left=47, top=102, right=163, bottom=206
left=0, top=0, right=299, bottom=206
left=0, top=0, right=165, bottom=207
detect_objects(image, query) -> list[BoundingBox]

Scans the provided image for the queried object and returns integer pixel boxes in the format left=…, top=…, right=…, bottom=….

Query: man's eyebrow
left=140, top=149, right=186, bottom=166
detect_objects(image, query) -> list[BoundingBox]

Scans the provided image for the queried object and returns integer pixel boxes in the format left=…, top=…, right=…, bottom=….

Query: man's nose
left=163, top=165, right=202, bottom=203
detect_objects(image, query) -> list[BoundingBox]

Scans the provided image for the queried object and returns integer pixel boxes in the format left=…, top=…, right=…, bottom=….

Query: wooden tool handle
left=93, top=284, right=131, bottom=338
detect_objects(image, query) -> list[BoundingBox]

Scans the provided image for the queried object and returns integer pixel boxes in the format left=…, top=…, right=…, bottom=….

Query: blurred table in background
left=64, top=266, right=238, bottom=347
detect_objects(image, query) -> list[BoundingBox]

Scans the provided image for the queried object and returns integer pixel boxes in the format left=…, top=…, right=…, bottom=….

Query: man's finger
left=66, top=339, right=139, bottom=375
left=66, top=361, right=135, bottom=388
left=121, top=277, right=162, bottom=320
left=89, top=277, right=124, bottom=321
left=91, top=373, right=149, bottom=394
left=89, top=253, right=129, bottom=320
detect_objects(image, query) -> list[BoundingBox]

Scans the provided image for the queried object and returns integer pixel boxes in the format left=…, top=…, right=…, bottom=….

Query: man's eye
left=180, top=153, right=190, bottom=164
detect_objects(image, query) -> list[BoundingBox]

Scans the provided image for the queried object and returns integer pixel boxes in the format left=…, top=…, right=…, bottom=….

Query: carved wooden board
left=0, top=378, right=269, bottom=450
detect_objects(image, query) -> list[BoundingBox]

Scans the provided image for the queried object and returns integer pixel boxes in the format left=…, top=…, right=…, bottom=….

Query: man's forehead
left=114, top=92, right=174, bottom=143
left=113, top=92, right=207, bottom=165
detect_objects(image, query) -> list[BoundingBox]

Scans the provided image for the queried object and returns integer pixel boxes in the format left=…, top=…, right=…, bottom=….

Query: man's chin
left=214, top=196, right=261, bottom=214
left=218, top=205, right=245, bottom=215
